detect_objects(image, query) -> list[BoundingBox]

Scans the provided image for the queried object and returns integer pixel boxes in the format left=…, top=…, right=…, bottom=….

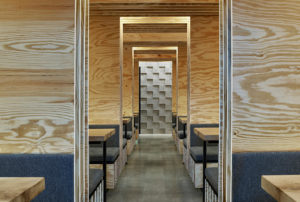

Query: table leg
left=203, top=141, right=207, bottom=202
left=103, top=141, right=107, bottom=202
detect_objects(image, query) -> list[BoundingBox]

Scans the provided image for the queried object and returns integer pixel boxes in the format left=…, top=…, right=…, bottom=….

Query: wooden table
left=262, top=175, right=300, bottom=202
left=89, top=128, right=115, bottom=202
left=0, top=177, right=45, bottom=202
left=89, top=128, right=115, bottom=142
left=194, top=128, right=219, bottom=141
left=122, top=117, right=131, bottom=125
left=194, top=127, right=219, bottom=201
left=178, top=116, right=187, bottom=124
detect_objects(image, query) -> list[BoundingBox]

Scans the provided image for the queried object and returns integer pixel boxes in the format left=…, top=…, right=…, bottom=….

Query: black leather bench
left=134, top=114, right=139, bottom=129
left=190, top=146, right=218, bottom=163
left=172, top=113, right=176, bottom=129
left=89, top=168, right=103, bottom=198
left=177, top=117, right=187, bottom=139
left=188, top=124, right=219, bottom=189
left=90, top=146, right=119, bottom=164
left=123, top=117, right=133, bottom=140
left=205, top=167, right=218, bottom=201
left=205, top=167, right=218, bottom=194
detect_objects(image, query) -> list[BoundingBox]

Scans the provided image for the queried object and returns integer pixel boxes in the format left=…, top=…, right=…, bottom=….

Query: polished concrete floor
left=107, top=134, right=203, bottom=202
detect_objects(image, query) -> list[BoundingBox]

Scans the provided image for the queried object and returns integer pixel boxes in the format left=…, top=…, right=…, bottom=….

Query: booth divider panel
left=190, top=16, right=219, bottom=125
left=89, top=16, right=120, bottom=125
left=0, top=0, right=75, bottom=154
left=232, top=0, right=300, bottom=153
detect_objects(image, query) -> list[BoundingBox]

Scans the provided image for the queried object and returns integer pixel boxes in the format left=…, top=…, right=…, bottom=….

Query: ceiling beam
left=124, top=33, right=186, bottom=43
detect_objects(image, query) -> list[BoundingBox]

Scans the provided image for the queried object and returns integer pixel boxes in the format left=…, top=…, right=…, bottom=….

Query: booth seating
left=172, top=113, right=177, bottom=141
left=89, top=125, right=121, bottom=189
left=188, top=124, right=219, bottom=188
left=205, top=167, right=218, bottom=202
left=123, top=117, right=135, bottom=155
left=182, top=137, right=188, bottom=168
left=89, top=168, right=104, bottom=202
left=0, top=154, right=74, bottom=202
left=122, top=138, right=128, bottom=167
left=134, top=113, right=139, bottom=140
left=175, top=116, right=187, bottom=154
left=232, top=152, right=300, bottom=202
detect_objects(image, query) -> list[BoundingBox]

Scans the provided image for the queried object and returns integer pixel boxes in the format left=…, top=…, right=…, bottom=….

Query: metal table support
left=103, top=141, right=107, bottom=202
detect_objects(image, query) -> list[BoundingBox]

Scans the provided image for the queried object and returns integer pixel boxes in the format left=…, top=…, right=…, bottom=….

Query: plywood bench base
left=188, top=155, right=218, bottom=188
left=90, top=155, right=120, bottom=189
left=120, top=146, right=127, bottom=176
left=176, top=139, right=183, bottom=154
left=135, top=129, right=139, bottom=140
left=127, top=134, right=136, bottom=156
left=205, top=180, right=218, bottom=202
left=183, top=145, right=188, bottom=169
left=172, top=129, right=176, bottom=142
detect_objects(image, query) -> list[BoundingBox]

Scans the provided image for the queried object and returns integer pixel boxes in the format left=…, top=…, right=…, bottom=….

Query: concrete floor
left=107, top=134, right=203, bottom=202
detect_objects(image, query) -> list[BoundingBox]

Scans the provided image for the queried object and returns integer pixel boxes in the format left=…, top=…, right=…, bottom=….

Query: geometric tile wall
left=140, top=61, right=172, bottom=134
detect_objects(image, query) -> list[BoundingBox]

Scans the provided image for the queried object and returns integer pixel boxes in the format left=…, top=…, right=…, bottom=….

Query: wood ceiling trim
left=123, top=23, right=187, bottom=33
left=121, top=17, right=190, bottom=24
left=124, top=41, right=187, bottom=46
left=134, top=53, right=176, bottom=59
left=90, top=0, right=218, bottom=3
left=123, top=33, right=187, bottom=43
left=90, top=3, right=218, bottom=16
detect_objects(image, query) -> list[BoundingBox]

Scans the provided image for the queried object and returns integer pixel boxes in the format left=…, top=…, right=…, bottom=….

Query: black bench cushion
left=89, top=168, right=103, bottom=197
left=205, top=167, right=218, bottom=193
left=190, top=146, right=218, bottom=163
left=0, top=154, right=73, bottom=202
left=233, top=152, right=300, bottom=202
left=124, top=131, right=133, bottom=140
left=123, top=138, right=127, bottom=148
left=90, top=146, right=119, bottom=164
left=177, top=131, right=185, bottom=139
left=183, top=138, right=187, bottom=148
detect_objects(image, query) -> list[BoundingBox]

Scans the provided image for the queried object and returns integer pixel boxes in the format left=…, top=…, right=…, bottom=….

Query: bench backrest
left=233, top=152, right=300, bottom=202
left=0, top=154, right=74, bottom=202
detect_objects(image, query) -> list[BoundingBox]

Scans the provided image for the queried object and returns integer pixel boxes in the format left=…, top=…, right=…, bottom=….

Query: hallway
left=107, top=135, right=203, bottom=202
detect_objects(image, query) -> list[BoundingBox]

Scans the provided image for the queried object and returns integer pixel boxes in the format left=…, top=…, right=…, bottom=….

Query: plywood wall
left=0, top=0, right=75, bottom=154
left=89, top=16, right=120, bottom=124
left=177, top=44, right=188, bottom=116
left=123, top=45, right=133, bottom=117
left=190, top=16, right=219, bottom=124
left=133, top=60, right=139, bottom=114
left=232, top=0, right=300, bottom=153
left=172, top=61, right=177, bottom=113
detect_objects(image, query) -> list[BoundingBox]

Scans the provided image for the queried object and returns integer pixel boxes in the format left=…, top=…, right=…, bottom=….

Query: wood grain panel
left=133, top=59, right=139, bottom=113
left=0, top=0, right=74, bottom=154
left=232, top=0, right=300, bottom=153
left=172, top=61, right=177, bottom=113
left=89, top=16, right=120, bottom=124
left=190, top=16, right=219, bottom=124
left=90, top=2, right=219, bottom=16
left=177, top=44, right=188, bottom=116
left=135, top=53, right=176, bottom=59
left=124, top=33, right=187, bottom=43
left=91, top=0, right=218, bottom=3
left=123, top=45, right=133, bottom=117
left=124, top=24, right=187, bottom=33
